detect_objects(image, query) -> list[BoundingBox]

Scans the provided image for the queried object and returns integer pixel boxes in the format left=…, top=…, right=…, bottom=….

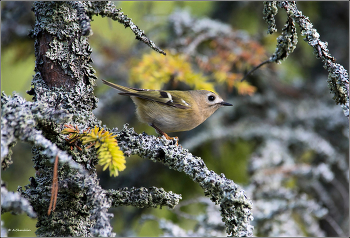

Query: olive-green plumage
left=101, top=79, right=232, bottom=135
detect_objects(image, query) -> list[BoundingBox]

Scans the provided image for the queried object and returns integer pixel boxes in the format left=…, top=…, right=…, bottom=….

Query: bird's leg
left=150, top=123, right=172, bottom=139
left=150, top=123, right=178, bottom=144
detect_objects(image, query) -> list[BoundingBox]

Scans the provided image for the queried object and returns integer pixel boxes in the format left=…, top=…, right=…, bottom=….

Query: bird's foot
left=151, top=123, right=179, bottom=145
left=162, top=133, right=179, bottom=146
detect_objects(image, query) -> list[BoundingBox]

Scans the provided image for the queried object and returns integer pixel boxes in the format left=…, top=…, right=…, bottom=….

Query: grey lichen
left=31, top=1, right=97, bottom=89
left=265, top=1, right=298, bottom=64
left=107, top=187, right=182, bottom=209
left=280, top=1, right=349, bottom=112
left=68, top=1, right=92, bottom=37
left=2, top=1, right=202, bottom=237
left=1, top=94, right=16, bottom=170
left=264, top=1, right=349, bottom=117
left=246, top=138, right=329, bottom=236
left=168, top=9, right=237, bottom=56
left=0, top=91, right=100, bottom=236
left=1, top=182, right=36, bottom=218
left=1, top=221, right=7, bottom=237
left=181, top=85, right=348, bottom=236
left=1, top=92, right=84, bottom=173
left=184, top=120, right=348, bottom=182
left=269, top=15, right=298, bottom=63
left=117, top=125, right=254, bottom=237
left=14, top=2, right=116, bottom=236
left=84, top=174, right=116, bottom=237
left=31, top=2, right=83, bottom=40
left=327, top=64, right=349, bottom=117
left=263, top=1, right=278, bottom=34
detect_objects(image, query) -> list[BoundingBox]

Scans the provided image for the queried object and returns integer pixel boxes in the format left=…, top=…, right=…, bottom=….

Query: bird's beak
left=220, top=101, right=233, bottom=106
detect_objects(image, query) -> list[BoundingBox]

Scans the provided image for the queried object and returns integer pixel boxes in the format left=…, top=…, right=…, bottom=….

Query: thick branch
left=116, top=125, right=254, bottom=237
left=1, top=93, right=85, bottom=173
left=107, top=187, right=182, bottom=209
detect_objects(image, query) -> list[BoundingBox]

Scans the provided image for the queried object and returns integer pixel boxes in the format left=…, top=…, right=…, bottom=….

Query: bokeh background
left=1, top=1, right=349, bottom=237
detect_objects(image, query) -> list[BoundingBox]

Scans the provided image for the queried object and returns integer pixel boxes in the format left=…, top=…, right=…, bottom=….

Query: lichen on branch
left=262, top=1, right=349, bottom=117
left=117, top=125, right=254, bottom=237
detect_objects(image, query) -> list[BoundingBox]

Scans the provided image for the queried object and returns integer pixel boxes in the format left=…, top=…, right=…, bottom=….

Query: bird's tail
left=101, top=79, right=136, bottom=93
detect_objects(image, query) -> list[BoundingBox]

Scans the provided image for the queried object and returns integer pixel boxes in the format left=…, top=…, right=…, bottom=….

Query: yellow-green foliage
left=62, top=125, right=126, bottom=177
left=130, top=50, right=215, bottom=92
left=130, top=39, right=266, bottom=95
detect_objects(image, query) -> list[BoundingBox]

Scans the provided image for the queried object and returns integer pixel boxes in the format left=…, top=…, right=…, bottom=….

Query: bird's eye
left=208, top=95, right=216, bottom=101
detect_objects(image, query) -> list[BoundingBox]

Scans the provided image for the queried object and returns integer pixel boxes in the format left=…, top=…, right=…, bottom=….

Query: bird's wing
left=120, top=90, right=191, bottom=109
left=101, top=79, right=191, bottom=109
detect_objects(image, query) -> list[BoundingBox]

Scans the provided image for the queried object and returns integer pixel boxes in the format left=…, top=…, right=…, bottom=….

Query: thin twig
left=240, top=59, right=271, bottom=82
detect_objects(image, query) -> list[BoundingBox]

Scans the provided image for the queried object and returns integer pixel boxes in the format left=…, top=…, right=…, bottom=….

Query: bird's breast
left=132, top=97, right=204, bottom=133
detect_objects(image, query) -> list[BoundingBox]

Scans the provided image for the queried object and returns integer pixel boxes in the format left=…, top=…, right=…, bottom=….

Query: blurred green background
left=1, top=1, right=348, bottom=237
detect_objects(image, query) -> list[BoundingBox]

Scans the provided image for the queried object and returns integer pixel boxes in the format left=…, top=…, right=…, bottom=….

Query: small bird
left=101, top=79, right=232, bottom=140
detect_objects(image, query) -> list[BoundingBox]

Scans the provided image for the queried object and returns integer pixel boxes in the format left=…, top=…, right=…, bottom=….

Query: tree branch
left=117, top=125, right=254, bottom=237
left=262, top=1, right=349, bottom=117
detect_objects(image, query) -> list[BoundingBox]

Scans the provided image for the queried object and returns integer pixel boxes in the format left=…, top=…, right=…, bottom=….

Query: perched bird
left=101, top=79, right=232, bottom=140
